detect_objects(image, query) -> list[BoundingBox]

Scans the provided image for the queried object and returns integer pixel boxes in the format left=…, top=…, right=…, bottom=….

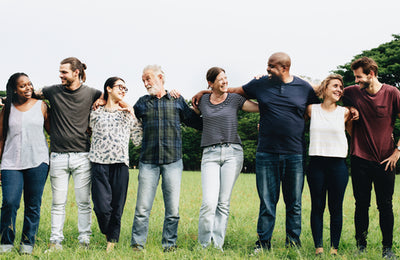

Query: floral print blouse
left=89, top=106, right=142, bottom=166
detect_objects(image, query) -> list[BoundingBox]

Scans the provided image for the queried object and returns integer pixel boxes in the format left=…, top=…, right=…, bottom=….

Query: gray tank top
left=1, top=101, right=49, bottom=170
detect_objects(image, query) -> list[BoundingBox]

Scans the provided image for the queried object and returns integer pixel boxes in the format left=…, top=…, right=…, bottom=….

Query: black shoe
left=252, top=240, right=271, bottom=255
left=163, top=245, right=177, bottom=252
left=285, top=238, right=301, bottom=248
left=357, top=245, right=366, bottom=254
left=383, top=248, right=397, bottom=259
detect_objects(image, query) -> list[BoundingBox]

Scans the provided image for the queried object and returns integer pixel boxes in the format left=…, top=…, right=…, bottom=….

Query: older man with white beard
left=130, top=65, right=202, bottom=252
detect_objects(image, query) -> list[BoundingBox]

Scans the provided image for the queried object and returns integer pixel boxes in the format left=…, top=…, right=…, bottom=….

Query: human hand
left=381, top=150, right=400, bottom=171
left=349, top=107, right=359, bottom=121
left=254, top=74, right=266, bottom=80
left=92, top=98, right=106, bottom=110
left=169, top=89, right=181, bottom=98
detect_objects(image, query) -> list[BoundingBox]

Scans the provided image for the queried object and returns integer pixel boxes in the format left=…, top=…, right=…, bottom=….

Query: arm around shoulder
left=228, top=86, right=247, bottom=97
left=242, top=99, right=259, bottom=113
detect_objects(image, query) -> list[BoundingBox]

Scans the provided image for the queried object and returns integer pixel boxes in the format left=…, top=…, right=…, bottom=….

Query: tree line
left=1, top=34, right=399, bottom=172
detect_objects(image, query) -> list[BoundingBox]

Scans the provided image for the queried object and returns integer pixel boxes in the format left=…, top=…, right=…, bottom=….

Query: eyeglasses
left=113, top=84, right=128, bottom=93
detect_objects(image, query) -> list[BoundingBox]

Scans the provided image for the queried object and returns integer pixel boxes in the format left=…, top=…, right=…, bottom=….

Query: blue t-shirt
left=243, top=76, right=319, bottom=154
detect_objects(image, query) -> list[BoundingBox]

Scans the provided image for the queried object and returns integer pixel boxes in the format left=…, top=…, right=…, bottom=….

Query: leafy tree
left=237, top=110, right=259, bottom=173
left=333, top=33, right=400, bottom=173
left=333, top=34, right=400, bottom=87
left=181, top=126, right=202, bottom=170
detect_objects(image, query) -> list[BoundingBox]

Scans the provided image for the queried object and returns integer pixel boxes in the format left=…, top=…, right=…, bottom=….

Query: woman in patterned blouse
left=89, top=77, right=142, bottom=252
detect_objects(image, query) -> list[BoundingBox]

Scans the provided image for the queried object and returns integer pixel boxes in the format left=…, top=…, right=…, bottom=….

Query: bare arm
left=381, top=112, right=400, bottom=171
left=92, top=93, right=106, bottom=110
left=41, top=101, right=50, bottom=134
left=242, top=100, right=259, bottom=113
left=34, top=89, right=46, bottom=100
left=228, top=86, right=248, bottom=97
left=305, top=104, right=312, bottom=120
left=192, top=89, right=211, bottom=109
left=0, top=109, right=5, bottom=158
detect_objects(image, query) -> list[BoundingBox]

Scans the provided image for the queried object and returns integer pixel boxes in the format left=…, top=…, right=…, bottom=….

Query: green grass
left=1, top=170, right=399, bottom=259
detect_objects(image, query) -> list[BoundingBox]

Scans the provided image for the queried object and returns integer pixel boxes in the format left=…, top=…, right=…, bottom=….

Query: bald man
left=193, top=52, right=319, bottom=252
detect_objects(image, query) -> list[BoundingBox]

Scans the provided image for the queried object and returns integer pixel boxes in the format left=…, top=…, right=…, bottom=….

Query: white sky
left=0, top=0, right=399, bottom=104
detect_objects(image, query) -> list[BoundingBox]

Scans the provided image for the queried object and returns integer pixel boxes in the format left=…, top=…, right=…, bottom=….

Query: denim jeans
left=49, top=152, right=92, bottom=244
left=307, top=157, right=348, bottom=249
left=351, top=156, right=395, bottom=248
left=255, top=152, right=303, bottom=245
left=131, top=159, right=183, bottom=249
left=198, top=143, right=243, bottom=249
left=0, top=163, right=48, bottom=250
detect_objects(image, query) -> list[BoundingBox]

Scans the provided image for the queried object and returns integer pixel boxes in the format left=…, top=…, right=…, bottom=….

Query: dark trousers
left=91, top=163, right=129, bottom=242
left=351, top=156, right=395, bottom=249
left=307, top=157, right=348, bottom=249
left=0, top=163, right=48, bottom=246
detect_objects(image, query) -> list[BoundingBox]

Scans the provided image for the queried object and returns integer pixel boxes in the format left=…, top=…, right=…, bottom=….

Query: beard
left=268, top=73, right=281, bottom=84
left=359, top=81, right=370, bottom=89
left=146, top=84, right=161, bottom=96
left=61, top=77, right=74, bottom=87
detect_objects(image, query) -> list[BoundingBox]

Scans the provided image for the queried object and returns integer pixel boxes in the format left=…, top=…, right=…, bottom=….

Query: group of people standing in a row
left=0, top=53, right=399, bottom=259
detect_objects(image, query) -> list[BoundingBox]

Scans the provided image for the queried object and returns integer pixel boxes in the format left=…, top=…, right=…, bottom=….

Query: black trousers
left=307, top=157, right=348, bottom=249
left=91, top=163, right=129, bottom=242
left=351, top=156, right=395, bottom=249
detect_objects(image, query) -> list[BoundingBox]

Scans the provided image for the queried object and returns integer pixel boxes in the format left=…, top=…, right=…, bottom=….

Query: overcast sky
left=0, top=0, right=399, bottom=104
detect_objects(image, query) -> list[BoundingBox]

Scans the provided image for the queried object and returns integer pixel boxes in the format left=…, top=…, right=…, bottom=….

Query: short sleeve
left=242, top=77, right=264, bottom=99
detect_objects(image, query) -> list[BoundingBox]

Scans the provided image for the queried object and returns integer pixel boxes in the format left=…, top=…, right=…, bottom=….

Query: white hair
left=143, top=64, right=165, bottom=84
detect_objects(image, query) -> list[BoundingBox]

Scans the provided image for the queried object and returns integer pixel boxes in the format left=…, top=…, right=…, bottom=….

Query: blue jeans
left=255, top=152, right=303, bottom=245
left=131, top=159, right=183, bottom=249
left=198, top=143, right=243, bottom=249
left=0, top=163, right=48, bottom=248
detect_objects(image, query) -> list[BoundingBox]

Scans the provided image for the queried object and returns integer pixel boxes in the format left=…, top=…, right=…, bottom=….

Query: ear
left=106, top=86, right=112, bottom=92
left=73, top=69, right=80, bottom=78
left=369, top=70, right=376, bottom=78
left=207, top=81, right=213, bottom=89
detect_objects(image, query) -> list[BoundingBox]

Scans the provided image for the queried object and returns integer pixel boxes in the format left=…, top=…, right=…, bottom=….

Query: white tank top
left=1, top=101, right=49, bottom=170
left=309, top=104, right=348, bottom=158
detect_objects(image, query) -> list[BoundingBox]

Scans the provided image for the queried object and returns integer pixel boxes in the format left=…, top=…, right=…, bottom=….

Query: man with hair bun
left=343, top=56, right=400, bottom=259
left=36, top=57, right=102, bottom=252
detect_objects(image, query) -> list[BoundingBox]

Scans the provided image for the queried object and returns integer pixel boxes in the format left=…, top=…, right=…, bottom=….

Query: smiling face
left=107, top=79, right=127, bottom=102
left=142, top=69, right=163, bottom=96
left=209, top=71, right=228, bottom=94
left=266, top=57, right=284, bottom=81
left=15, top=75, right=33, bottom=102
left=59, top=63, right=79, bottom=86
left=353, top=67, right=372, bottom=89
left=323, top=79, right=344, bottom=102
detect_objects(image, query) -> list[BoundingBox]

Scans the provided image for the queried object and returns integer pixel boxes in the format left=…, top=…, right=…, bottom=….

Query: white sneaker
left=44, top=243, right=63, bottom=253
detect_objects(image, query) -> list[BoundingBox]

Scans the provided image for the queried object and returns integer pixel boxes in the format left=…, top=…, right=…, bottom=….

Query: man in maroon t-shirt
left=343, top=57, right=400, bottom=259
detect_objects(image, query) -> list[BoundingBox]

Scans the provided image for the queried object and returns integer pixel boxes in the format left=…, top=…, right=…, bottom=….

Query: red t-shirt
left=343, top=84, right=400, bottom=163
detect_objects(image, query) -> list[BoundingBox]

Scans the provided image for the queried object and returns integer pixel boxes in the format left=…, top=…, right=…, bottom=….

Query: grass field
left=1, top=169, right=400, bottom=259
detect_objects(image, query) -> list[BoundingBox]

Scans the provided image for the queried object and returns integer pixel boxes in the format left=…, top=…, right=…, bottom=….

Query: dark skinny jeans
left=307, top=156, right=348, bottom=249
left=351, top=156, right=395, bottom=249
